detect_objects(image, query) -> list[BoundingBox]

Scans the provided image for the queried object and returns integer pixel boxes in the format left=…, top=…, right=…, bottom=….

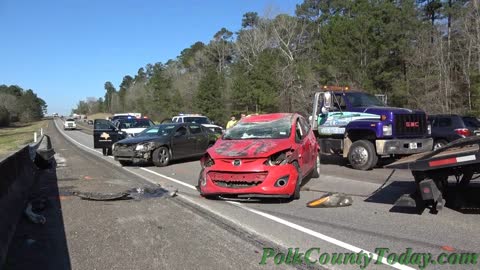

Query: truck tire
left=348, top=140, right=378, bottom=170
left=152, top=146, right=170, bottom=167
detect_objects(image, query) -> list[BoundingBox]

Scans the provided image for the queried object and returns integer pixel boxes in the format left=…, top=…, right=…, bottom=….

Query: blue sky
left=0, top=0, right=299, bottom=115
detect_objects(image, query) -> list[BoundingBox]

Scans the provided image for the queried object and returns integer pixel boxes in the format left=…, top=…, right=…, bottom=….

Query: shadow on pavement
left=365, top=180, right=480, bottom=215
left=4, top=161, right=71, bottom=270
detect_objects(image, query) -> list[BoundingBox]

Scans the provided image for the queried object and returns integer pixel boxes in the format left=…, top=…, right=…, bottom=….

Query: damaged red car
left=198, top=113, right=320, bottom=200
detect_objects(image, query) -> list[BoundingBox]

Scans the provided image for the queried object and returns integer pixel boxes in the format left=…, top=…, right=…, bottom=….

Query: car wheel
left=292, top=161, right=302, bottom=200
left=311, top=152, right=320, bottom=178
left=119, top=160, right=132, bottom=166
left=433, top=139, right=448, bottom=150
left=348, top=140, right=378, bottom=171
left=152, top=146, right=170, bottom=167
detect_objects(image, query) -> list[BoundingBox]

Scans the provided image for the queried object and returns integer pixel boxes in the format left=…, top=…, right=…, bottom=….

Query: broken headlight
left=265, top=150, right=291, bottom=166
left=202, top=153, right=215, bottom=168
left=135, top=142, right=155, bottom=151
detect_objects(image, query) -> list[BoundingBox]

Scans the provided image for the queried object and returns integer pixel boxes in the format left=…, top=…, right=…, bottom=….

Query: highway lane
left=56, top=119, right=480, bottom=270
left=7, top=119, right=296, bottom=270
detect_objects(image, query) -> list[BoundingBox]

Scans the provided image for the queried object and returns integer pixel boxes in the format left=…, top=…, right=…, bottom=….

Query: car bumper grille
left=209, top=172, right=267, bottom=189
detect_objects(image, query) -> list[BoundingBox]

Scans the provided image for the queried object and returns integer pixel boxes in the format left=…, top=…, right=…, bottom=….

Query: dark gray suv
left=430, top=114, right=480, bottom=150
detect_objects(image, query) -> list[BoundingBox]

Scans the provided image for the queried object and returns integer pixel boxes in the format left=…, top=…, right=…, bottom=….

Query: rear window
left=463, top=117, right=480, bottom=128
left=66, top=119, right=75, bottom=121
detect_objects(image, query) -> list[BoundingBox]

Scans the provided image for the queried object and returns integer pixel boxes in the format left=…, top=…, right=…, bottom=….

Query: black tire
left=311, top=153, right=320, bottom=178
left=292, top=161, right=302, bottom=200
left=433, top=139, right=448, bottom=150
left=347, top=140, right=378, bottom=171
left=119, top=160, right=132, bottom=166
left=152, top=146, right=170, bottom=167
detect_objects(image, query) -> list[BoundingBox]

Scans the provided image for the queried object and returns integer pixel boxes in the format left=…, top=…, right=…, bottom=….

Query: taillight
left=455, top=128, right=471, bottom=137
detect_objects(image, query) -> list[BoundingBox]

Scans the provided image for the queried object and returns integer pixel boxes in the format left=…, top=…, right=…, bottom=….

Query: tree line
left=0, top=85, right=47, bottom=127
left=73, top=0, right=480, bottom=126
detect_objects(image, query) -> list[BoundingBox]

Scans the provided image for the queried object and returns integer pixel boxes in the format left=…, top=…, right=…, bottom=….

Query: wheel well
left=152, top=145, right=170, bottom=154
left=346, top=130, right=376, bottom=142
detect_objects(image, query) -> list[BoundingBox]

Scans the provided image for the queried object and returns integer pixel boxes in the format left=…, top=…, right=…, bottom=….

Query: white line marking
left=456, top=155, right=476, bottom=163
left=228, top=201, right=415, bottom=270
left=54, top=119, right=413, bottom=270
left=140, top=168, right=197, bottom=190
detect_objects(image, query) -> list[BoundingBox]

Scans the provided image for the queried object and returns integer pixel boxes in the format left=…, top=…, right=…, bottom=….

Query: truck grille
left=394, top=114, right=427, bottom=137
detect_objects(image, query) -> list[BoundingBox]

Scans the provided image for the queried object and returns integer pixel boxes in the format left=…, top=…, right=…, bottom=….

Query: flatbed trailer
left=386, top=136, right=480, bottom=213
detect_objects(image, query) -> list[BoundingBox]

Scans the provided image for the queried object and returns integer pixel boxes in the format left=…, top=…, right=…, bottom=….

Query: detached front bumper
left=199, top=163, right=299, bottom=198
left=376, top=138, right=433, bottom=155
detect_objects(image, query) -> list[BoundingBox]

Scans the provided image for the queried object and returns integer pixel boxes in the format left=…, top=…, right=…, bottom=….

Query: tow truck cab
left=93, top=119, right=127, bottom=156
left=310, top=86, right=433, bottom=170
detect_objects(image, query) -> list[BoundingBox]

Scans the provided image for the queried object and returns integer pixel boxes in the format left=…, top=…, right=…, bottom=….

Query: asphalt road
left=6, top=120, right=294, bottom=270
left=45, top=119, right=480, bottom=269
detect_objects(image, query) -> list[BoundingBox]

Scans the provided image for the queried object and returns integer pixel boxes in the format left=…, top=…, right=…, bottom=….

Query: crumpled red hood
left=209, top=139, right=292, bottom=159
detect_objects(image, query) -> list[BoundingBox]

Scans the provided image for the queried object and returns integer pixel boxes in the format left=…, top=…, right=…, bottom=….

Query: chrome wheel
left=351, top=146, right=369, bottom=166
left=158, top=148, right=169, bottom=164
left=315, top=154, right=320, bottom=175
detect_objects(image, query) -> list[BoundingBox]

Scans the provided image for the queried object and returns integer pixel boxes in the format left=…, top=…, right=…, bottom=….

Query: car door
left=93, top=119, right=124, bottom=149
left=188, top=124, right=209, bottom=154
left=299, top=116, right=315, bottom=171
left=294, top=117, right=311, bottom=178
left=171, top=125, right=194, bottom=159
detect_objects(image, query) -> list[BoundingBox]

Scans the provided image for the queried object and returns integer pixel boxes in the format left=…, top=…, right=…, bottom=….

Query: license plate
left=409, top=143, right=418, bottom=149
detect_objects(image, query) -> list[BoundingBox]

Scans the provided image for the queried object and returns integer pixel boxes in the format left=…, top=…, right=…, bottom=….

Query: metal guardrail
left=0, top=133, right=55, bottom=267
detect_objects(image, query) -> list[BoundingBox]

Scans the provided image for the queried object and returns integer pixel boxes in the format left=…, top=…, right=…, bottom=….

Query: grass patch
left=0, top=120, right=49, bottom=156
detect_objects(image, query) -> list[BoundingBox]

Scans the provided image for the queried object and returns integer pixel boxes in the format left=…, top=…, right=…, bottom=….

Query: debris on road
left=76, top=191, right=130, bottom=201
left=24, top=203, right=46, bottom=224
left=74, top=186, right=172, bottom=201
left=126, top=186, right=169, bottom=200
left=306, top=192, right=353, bottom=208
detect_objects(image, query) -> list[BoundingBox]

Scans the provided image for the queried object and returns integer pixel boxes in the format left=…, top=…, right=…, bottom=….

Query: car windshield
left=462, top=117, right=480, bottom=128
left=223, top=117, right=291, bottom=140
left=346, top=93, right=385, bottom=107
left=138, top=125, right=176, bottom=137
left=117, top=118, right=154, bottom=129
left=183, top=117, right=210, bottom=124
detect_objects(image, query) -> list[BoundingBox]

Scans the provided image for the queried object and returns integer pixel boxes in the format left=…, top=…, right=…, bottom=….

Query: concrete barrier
left=0, top=135, right=54, bottom=267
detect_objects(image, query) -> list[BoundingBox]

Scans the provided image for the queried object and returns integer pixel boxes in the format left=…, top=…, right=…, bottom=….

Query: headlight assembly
left=135, top=142, right=155, bottom=151
left=265, top=150, right=291, bottom=166
left=202, top=154, right=215, bottom=168
left=382, top=124, right=392, bottom=136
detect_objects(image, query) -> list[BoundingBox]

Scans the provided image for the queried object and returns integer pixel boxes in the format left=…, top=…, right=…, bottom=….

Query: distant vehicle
left=198, top=113, right=320, bottom=200
left=64, top=118, right=77, bottom=130
left=172, top=114, right=224, bottom=134
left=430, top=114, right=480, bottom=150
left=112, top=117, right=155, bottom=137
left=112, top=123, right=217, bottom=167
left=112, top=112, right=142, bottom=121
